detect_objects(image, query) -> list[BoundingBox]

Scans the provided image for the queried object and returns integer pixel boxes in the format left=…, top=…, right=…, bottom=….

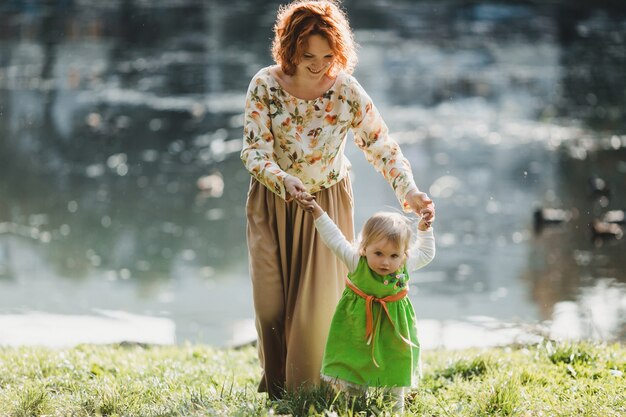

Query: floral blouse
left=241, top=66, right=418, bottom=211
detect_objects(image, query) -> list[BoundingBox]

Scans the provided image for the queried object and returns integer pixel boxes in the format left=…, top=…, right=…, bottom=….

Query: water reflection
left=557, top=7, right=626, bottom=132
left=0, top=310, right=176, bottom=347
left=0, top=1, right=624, bottom=347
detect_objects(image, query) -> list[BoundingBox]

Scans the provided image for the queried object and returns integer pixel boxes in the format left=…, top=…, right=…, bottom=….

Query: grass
left=0, top=341, right=624, bottom=416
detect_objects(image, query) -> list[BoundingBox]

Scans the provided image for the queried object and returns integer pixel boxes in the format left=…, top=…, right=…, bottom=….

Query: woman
left=241, top=0, right=434, bottom=398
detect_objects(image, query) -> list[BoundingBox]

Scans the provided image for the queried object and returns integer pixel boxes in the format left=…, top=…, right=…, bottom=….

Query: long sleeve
left=313, top=213, right=360, bottom=272
left=406, top=229, right=435, bottom=272
left=240, top=75, right=289, bottom=199
left=348, top=79, right=418, bottom=212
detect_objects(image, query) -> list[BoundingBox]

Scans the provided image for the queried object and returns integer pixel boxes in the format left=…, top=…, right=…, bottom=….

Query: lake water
left=0, top=1, right=625, bottom=348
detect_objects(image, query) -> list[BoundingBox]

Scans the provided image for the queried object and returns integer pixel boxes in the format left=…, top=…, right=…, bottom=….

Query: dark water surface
left=1, top=1, right=625, bottom=347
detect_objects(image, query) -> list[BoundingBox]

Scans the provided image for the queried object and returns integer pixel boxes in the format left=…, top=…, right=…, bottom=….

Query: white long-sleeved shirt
left=314, top=213, right=435, bottom=273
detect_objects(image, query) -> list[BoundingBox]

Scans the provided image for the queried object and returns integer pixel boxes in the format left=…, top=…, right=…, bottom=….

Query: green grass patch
left=0, top=341, right=624, bottom=416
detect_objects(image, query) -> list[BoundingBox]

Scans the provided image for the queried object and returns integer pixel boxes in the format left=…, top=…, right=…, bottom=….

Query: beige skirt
left=246, top=176, right=354, bottom=397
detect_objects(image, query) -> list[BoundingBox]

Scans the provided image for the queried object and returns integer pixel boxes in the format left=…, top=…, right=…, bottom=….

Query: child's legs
left=344, top=383, right=367, bottom=398
left=322, top=376, right=367, bottom=398
left=385, top=387, right=405, bottom=413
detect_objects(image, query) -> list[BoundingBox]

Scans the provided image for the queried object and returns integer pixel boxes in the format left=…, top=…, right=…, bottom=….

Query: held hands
left=417, top=207, right=434, bottom=231
left=284, top=175, right=307, bottom=201
left=296, top=192, right=324, bottom=218
left=284, top=175, right=323, bottom=216
left=406, top=189, right=435, bottom=230
left=286, top=177, right=435, bottom=226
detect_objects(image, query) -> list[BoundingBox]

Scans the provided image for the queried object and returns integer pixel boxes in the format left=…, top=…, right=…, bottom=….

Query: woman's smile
left=296, top=34, right=334, bottom=79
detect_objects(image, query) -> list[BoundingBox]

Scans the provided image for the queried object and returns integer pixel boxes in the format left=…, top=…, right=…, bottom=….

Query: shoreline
left=2, top=309, right=623, bottom=350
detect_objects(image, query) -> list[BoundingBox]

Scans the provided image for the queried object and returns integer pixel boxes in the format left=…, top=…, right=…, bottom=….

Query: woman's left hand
left=406, top=189, right=435, bottom=223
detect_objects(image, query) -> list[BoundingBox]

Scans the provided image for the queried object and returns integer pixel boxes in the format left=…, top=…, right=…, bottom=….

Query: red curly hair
left=271, top=0, right=357, bottom=76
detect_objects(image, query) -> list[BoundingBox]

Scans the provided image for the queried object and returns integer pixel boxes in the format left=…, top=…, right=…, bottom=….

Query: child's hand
left=294, top=191, right=314, bottom=209
left=296, top=192, right=323, bottom=217
left=418, top=207, right=434, bottom=231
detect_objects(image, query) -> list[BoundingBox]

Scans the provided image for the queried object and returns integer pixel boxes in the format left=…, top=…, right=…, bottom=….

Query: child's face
left=363, top=238, right=406, bottom=277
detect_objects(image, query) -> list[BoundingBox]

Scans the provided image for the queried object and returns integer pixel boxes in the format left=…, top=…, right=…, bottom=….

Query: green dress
left=321, top=257, right=421, bottom=388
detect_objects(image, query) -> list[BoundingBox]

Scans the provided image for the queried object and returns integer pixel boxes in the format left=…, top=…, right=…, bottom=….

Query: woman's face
left=295, top=34, right=334, bottom=80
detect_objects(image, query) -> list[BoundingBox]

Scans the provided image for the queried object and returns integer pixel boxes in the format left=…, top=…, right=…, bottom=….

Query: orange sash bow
left=345, top=277, right=418, bottom=367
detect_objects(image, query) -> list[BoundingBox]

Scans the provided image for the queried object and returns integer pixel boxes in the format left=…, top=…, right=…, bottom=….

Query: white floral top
left=241, top=66, right=418, bottom=211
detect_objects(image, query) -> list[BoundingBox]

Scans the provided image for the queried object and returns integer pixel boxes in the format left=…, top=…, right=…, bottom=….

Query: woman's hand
left=406, top=189, right=435, bottom=224
left=284, top=175, right=320, bottom=214
left=284, top=175, right=307, bottom=201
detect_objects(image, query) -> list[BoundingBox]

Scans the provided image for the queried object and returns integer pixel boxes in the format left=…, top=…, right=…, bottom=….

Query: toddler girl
left=300, top=193, right=435, bottom=413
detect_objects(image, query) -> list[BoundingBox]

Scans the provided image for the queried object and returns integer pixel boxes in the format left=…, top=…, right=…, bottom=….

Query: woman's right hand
left=284, top=175, right=307, bottom=200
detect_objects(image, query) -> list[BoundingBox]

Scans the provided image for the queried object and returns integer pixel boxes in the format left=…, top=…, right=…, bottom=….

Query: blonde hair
left=358, top=212, right=413, bottom=256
